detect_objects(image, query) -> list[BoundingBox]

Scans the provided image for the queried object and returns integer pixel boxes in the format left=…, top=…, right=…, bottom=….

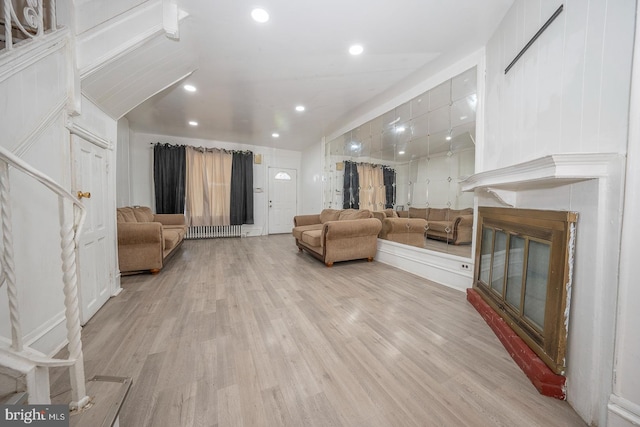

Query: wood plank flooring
left=51, top=235, right=585, bottom=426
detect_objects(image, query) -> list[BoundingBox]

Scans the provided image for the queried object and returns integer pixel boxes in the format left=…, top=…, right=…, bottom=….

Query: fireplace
left=473, top=207, right=577, bottom=376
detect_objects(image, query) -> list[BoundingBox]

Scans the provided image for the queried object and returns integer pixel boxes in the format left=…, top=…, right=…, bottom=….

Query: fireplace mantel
left=461, top=153, right=623, bottom=206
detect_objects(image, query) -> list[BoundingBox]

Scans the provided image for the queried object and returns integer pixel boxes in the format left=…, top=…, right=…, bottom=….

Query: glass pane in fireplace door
left=491, top=231, right=507, bottom=295
left=480, top=227, right=493, bottom=284
left=524, top=241, right=551, bottom=330
left=506, top=236, right=525, bottom=310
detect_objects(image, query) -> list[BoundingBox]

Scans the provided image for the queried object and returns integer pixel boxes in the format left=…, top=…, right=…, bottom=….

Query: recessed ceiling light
left=184, top=84, right=196, bottom=92
left=446, top=135, right=452, bottom=141
left=188, top=121, right=198, bottom=126
left=272, top=133, right=280, bottom=138
left=398, top=150, right=406, bottom=155
left=251, top=8, right=269, bottom=23
left=295, top=105, right=305, bottom=112
left=395, top=126, right=406, bottom=133
left=349, top=44, right=364, bottom=55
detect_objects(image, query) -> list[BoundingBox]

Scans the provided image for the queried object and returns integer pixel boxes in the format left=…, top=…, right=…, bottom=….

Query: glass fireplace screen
left=474, top=207, right=577, bottom=375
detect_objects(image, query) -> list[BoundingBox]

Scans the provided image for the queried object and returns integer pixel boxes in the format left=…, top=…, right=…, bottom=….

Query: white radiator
left=186, top=225, right=242, bottom=239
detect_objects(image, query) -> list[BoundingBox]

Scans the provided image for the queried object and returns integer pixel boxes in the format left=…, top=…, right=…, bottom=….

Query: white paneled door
left=268, top=167, right=297, bottom=234
left=72, top=135, right=112, bottom=324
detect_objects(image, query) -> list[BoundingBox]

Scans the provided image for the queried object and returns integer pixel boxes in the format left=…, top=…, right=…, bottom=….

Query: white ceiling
left=125, top=0, right=514, bottom=151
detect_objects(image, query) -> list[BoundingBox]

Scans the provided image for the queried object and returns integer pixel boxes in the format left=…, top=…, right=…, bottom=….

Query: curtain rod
left=150, top=142, right=252, bottom=155
left=344, top=160, right=395, bottom=169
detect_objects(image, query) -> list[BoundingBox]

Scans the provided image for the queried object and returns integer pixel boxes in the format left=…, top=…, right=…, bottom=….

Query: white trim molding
left=461, top=153, right=623, bottom=193
left=14, top=100, right=67, bottom=157
left=376, top=239, right=473, bottom=292
left=77, top=0, right=190, bottom=79
left=66, top=120, right=113, bottom=150
left=0, top=28, right=69, bottom=83
left=608, top=395, right=640, bottom=426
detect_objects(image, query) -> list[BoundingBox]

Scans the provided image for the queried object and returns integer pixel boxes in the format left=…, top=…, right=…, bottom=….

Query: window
left=474, top=207, right=577, bottom=374
left=274, top=171, right=292, bottom=180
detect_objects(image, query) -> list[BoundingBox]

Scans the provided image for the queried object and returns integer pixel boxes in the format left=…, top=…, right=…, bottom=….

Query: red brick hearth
left=466, top=288, right=566, bottom=400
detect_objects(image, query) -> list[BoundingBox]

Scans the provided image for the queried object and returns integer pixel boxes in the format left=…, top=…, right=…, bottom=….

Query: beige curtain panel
left=357, top=163, right=386, bottom=212
left=185, top=146, right=233, bottom=226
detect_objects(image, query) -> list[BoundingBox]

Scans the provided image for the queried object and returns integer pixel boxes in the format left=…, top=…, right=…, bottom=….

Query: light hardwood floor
left=51, top=235, right=585, bottom=426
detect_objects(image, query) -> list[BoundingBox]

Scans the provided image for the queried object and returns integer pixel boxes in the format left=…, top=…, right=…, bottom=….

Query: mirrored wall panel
left=323, top=67, right=477, bottom=257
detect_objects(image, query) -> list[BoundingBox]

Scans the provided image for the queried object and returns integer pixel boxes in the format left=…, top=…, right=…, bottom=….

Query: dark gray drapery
left=383, top=166, right=396, bottom=209
left=342, top=161, right=359, bottom=209
left=230, top=152, right=254, bottom=225
left=154, top=143, right=186, bottom=214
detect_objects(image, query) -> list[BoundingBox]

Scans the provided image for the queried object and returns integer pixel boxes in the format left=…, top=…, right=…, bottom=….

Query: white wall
left=73, top=0, right=150, bottom=35
left=128, top=131, right=302, bottom=235
left=484, top=0, right=634, bottom=167
left=300, top=140, right=323, bottom=214
left=116, top=118, right=132, bottom=207
left=608, top=5, right=640, bottom=427
left=483, top=0, right=636, bottom=425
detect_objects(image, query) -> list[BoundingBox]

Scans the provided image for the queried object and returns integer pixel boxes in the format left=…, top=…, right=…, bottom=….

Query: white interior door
left=72, top=134, right=112, bottom=324
left=268, top=167, right=297, bottom=234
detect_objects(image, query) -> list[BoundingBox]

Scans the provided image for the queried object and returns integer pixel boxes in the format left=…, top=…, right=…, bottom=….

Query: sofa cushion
left=428, top=208, right=448, bottom=221
left=117, top=207, right=137, bottom=223
left=427, top=220, right=452, bottom=233
left=163, top=229, right=182, bottom=251
left=320, top=209, right=341, bottom=223
left=408, top=207, right=429, bottom=219
left=383, top=209, right=398, bottom=218
left=292, top=224, right=323, bottom=240
left=133, top=206, right=155, bottom=222
left=163, top=225, right=186, bottom=242
left=338, top=209, right=371, bottom=220
left=301, top=230, right=322, bottom=247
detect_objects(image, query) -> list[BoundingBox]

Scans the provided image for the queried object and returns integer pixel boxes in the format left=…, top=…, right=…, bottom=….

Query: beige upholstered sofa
left=398, top=207, right=474, bottom=245
left=116, top=206, right=187, bottom=274
left=292, top=209, right=382, bottom=266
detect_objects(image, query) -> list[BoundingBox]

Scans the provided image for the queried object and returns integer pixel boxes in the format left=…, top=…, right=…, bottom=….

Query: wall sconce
left=336, top=162, right=344, bottom=171
left=254, top=154, right=262, bottom=164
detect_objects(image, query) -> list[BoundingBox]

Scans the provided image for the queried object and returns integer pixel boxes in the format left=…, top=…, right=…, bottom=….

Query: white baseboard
left=23, top=312, right=68, bottom=357
left=608, top=395, right=640, bottom=426
left=241, top=224, right=264, bottom=237
left=376, top=239, right=473, bottom=292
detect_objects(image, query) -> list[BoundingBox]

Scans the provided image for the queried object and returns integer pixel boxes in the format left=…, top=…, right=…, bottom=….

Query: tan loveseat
left=116, top=206, right=187, bottom=274
left=398, top=207, right=474, bottom=245
left=373, top=209, right=428, bottom=248
left=292, top=209, right=382, bottom=267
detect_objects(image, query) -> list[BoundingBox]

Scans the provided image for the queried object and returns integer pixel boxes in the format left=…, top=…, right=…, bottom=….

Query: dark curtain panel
left=154, top=144, right=186, bottom=214
left=383, top=166, right=396, bottom=209
left=342, top=161, right=359, bottom=209
left=230, top=152, right=254, bottom=225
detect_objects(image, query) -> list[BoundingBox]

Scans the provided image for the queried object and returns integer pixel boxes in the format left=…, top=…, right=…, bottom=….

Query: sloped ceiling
left=81, top=30, right=197, bottom=120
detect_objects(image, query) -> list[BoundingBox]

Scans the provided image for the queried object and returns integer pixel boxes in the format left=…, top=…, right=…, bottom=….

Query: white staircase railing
left=1, top=0, right=57, bottom=52
left=0, top=144, right=89, bottom=410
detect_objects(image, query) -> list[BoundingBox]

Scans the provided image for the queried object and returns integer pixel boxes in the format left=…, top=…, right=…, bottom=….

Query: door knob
left=77, top=191, right=91, bottom=199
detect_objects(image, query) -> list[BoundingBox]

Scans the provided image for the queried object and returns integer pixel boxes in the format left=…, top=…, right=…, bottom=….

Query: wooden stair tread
left=70, top=376, right=132, bottom=427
